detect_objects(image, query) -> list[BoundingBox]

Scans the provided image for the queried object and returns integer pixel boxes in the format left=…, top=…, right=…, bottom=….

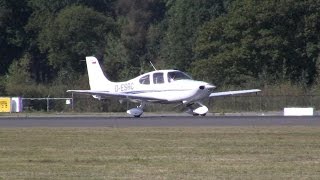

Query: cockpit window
left=139, top=75, right=150, bottom=84
left=153, top=72, right=164, bottom=84
left=167, top=71, right=192, bottom=82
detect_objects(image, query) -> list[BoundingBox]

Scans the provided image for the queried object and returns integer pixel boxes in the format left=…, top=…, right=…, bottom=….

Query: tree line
left=1, top=0, right=320, bottom=108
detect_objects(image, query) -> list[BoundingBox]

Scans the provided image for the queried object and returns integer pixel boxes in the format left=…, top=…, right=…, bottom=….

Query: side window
left=167, top=72, right=176, bottom=83
left=139, top=75, right=150, bottom=84
left=153, top=73, right=164, bottom=84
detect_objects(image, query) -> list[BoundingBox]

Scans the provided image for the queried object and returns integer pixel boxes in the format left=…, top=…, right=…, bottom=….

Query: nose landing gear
left=186, top=102, right=208, bottom=116
left=127, top=102, right=146, bottom=117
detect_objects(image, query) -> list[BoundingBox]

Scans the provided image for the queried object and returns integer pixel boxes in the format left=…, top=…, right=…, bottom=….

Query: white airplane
left=67, top=56, right=261, bottom=117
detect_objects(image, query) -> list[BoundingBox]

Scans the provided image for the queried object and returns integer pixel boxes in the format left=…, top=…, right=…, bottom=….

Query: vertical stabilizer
left=86, top=56, right=112, bottom=90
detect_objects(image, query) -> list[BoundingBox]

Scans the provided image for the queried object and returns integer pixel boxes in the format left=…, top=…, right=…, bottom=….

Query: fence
left=209, top=95, right=320, bottom=113
left=22, top=98, right=73, bottom=112
left=20, top=94, right=320, bottom=113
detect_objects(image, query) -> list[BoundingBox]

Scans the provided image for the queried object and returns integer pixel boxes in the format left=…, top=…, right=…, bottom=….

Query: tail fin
left=86, top=56, right=112, bottom=90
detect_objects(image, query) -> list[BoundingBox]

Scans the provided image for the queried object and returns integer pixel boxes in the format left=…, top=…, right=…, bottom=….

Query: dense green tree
left=104, top=33, right=131, bottom=81
left=28, top=0, right=115, bottom=15
left=0, top=0, right=31, bottom=75
left=25, top=0, right=116, bottom=83
left=105, top=0, right=166, bottom=80
left=5, top=54, right=47, bottom=97
left=37, top=5, right=114, bottom=73
left=160, top=0, right=231, bottom=71
left=193, top=0, right=320, bottom=87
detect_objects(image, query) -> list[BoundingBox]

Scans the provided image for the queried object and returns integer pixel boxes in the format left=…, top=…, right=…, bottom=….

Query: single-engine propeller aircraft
left=67, top=56, right=261, bottom=117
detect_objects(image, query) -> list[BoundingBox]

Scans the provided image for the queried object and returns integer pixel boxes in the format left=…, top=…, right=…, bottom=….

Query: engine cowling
left=127, top=108, right=143, bottom=117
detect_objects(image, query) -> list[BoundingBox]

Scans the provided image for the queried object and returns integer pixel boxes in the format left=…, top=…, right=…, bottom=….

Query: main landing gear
left=126, top=102, right=209, bottom=117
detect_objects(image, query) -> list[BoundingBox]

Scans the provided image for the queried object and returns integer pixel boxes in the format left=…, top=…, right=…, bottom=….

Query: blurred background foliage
left=1, top=0, right=320, bottom=112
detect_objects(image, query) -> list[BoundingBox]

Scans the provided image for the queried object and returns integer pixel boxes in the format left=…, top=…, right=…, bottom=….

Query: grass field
left=1, top=127, right=320, bottom=179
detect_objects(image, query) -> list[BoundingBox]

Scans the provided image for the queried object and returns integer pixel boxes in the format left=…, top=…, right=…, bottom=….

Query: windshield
left=167, top=71, right=192, bottom=82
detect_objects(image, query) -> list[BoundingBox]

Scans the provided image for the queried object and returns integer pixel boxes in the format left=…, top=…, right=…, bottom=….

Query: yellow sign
left=0, top=97, right=11, bottom=112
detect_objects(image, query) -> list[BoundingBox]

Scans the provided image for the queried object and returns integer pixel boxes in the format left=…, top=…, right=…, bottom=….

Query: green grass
left=1, top=127, right=320, bottom=179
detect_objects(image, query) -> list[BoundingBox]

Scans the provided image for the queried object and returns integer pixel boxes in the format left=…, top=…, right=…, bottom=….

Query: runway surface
left=0, top=115, right=319, bottom=128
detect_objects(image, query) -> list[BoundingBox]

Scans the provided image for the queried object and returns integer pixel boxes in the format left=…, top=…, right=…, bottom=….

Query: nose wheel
left=186, top=102, right=208, bottom=116
left=192, top=113, right=207, bottom=116
left=127, top=102, right=146, bottom=117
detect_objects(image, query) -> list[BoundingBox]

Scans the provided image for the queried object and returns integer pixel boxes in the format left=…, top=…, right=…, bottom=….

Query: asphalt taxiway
left=0, top=114, right=319, bottom=128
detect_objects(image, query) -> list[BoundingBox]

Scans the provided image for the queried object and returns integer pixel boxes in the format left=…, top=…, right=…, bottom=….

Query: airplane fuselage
left=98, top=70, right=215, bottom=104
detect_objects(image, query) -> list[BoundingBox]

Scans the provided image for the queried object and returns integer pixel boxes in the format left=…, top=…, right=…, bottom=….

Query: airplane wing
left=209, top=89, right=261, bottom=97
left=67, top=90, right=168, bottom=102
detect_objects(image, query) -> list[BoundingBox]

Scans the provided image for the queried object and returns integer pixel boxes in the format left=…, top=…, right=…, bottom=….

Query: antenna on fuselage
left=149, top=61, right=157, bottom=71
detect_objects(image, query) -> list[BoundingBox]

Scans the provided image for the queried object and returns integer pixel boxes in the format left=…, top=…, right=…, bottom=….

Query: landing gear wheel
left=193, top=113, right=199, bottom=116
left=134, top=115, right=141, bottom=118
left=200, top=113, right=206, bottom=116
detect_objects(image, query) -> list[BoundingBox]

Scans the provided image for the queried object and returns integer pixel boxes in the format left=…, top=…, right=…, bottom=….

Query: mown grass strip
left=0, top=127, right=320, bottom=179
